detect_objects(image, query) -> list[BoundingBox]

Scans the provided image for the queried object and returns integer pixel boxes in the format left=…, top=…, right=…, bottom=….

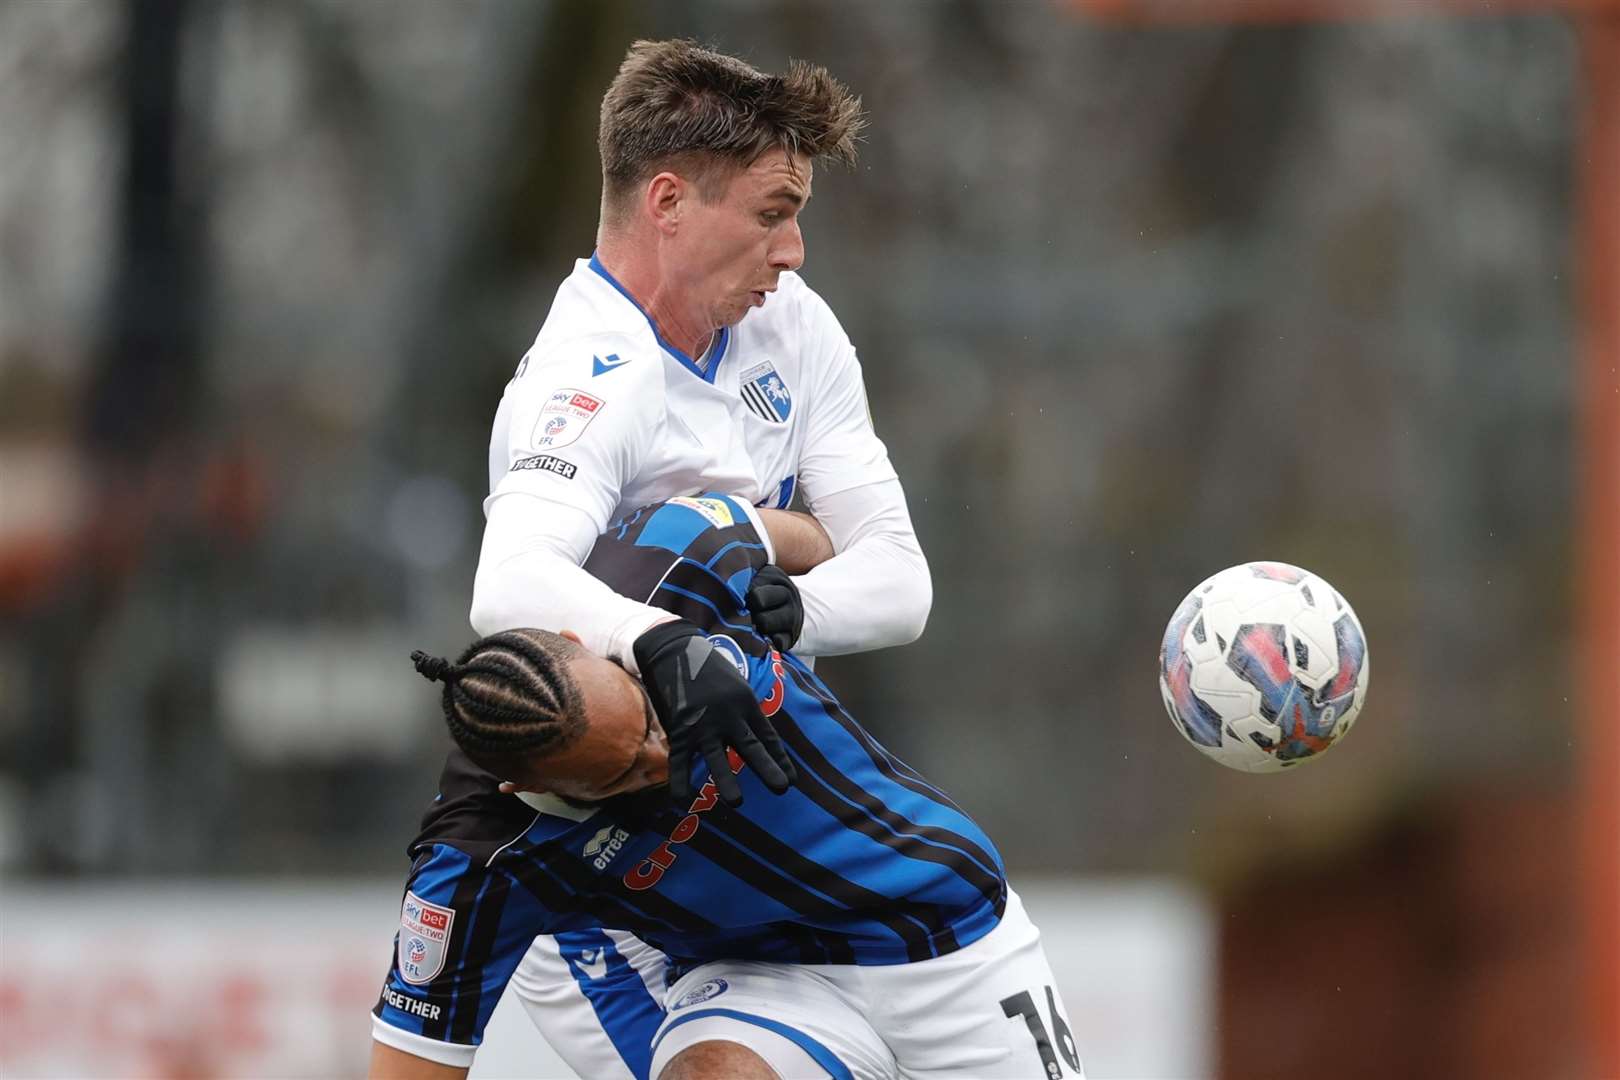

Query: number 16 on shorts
left=1002, top=986, right=1082, bottom=1079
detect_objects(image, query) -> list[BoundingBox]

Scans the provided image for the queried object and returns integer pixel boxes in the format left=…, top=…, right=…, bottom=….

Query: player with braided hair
left=410, top=634, right=672, bottom=805
left=370, top=496, right=1082, bottom=1080
left=411, top=633, right=663, bottom=806
left=409, top=636, right=589, bottom=780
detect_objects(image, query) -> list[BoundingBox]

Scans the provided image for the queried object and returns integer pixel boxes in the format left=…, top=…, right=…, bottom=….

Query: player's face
left=676, top=149, right=811, bottom=330
left=501, top=648, right=669, bottom=802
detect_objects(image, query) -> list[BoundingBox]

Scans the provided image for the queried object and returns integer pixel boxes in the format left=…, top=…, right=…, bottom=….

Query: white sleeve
left=488, top=332, right=661, bottom=533
left=794, top=477, right=931, bottom=656
left=794, top=292, right=898, bottom=499
left=786, top=288, right=929, bottom=655
left=469, top=336, right=674, bottom=671
left=469, top=494, right=673, bottom=670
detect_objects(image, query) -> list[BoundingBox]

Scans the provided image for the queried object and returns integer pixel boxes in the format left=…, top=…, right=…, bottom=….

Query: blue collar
left=588, top=252, right=729, bottom=384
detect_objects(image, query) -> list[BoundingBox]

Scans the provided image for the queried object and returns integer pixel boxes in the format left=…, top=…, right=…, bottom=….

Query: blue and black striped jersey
left=375, top=494, right=1005, bottom=1050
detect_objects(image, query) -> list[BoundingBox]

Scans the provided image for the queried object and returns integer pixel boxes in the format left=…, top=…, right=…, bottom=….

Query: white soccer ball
left=1158, top=562, right=1370, bottom=773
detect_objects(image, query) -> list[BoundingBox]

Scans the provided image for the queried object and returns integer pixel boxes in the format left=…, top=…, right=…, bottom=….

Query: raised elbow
left=467, top=589, right=505, bottom=639
left=468, top=562, right=526, bottom=637
left=891, top=563, right=932, bottom=645
left=861, top=539, right=932, bottom=647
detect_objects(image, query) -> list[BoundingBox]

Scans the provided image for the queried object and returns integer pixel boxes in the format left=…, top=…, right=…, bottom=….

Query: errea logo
left=584, top=825, right=630, bottom=871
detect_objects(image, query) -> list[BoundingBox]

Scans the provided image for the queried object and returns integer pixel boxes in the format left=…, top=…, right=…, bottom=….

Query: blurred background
left=2, top=0, right=1616, bottom=1077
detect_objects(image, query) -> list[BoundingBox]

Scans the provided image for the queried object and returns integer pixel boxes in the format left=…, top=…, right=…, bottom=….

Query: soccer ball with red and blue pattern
left=1159, top=562, right=1369, bottom=773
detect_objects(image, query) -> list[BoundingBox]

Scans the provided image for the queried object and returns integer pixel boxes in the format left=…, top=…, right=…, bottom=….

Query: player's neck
left=594, top=243, right=715, bottom=362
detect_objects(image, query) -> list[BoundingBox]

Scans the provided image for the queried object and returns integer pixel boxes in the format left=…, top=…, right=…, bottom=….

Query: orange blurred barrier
left=1577, top=13, right=1620, bottom=1078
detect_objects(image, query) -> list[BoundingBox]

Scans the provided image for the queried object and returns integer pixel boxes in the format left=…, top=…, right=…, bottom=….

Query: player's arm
left=739, top=508, right=833, bottom=654
left=755, top=508, right=834, bottom=573
left=470, top=340, right=676, bottom=667
left=368, top=1041, right=466, bottom=1080
left=743, top=508, right=835, bottom=652
left=794, top=478, right=929, bottom=655
left=473, top=497, right=674, bottom=660
left=787, top=293, right=932, bottom=656
left=371, top=829, right=553, bottom=1080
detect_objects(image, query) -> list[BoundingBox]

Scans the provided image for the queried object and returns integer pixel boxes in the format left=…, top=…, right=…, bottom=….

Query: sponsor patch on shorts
left=672, top=977, right=730, bottom=1010
left=399, top=891, right=455, bottom=985
left=532, top=388, right=604, bottom=450
left=512, top=453, right=577, bottom=479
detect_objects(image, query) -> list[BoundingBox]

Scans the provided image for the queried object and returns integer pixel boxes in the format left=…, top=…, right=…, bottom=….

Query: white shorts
left=507, top=927, right=671, bottom=1079
left=648, top=889, right=1083, bottom=1080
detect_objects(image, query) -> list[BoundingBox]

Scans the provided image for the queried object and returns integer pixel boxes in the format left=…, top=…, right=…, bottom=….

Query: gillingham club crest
left=740, top=361, right=792, bottom=423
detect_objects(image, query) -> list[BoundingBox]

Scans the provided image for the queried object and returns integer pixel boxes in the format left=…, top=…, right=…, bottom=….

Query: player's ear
left=560, top=629, right=584, bottom=646
left=645, top=172, right=685, bottom=235
left=498, top=779, right=549, bottom=796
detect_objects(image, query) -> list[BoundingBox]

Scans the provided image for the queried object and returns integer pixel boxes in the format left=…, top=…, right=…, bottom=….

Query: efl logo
left=533, top=388, right=605, bottom=451
left=399, top=891, right=454, bottom=984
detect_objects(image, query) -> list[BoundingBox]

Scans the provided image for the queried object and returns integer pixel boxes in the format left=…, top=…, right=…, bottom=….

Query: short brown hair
left=598, top=39, right=864, bottom=216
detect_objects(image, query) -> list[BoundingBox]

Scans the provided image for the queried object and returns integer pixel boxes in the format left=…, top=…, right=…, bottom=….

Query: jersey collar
left=513, top=790, right=600, bottom=822
left=588, top=251, right=730, bottom=384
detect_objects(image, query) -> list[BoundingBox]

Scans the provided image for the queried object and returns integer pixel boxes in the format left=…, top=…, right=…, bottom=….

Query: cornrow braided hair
left=411, top=630, right=586, bottom=761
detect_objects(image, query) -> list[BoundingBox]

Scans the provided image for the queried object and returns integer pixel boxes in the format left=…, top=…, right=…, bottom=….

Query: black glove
left=633, top=620, right=796, bottom=806
left=745, top=564, right=804, bottom=653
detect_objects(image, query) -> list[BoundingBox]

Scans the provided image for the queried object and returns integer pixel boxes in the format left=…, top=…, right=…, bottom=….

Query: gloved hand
left=633, top=619, right=796, bottom=806
left=745, top=564, right=803, bottom=653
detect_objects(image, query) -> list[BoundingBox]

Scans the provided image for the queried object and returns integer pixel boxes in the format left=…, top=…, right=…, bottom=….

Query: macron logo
left=574, top=946, right=609, bottom=982
left=592, top=353, right=630, bottom=377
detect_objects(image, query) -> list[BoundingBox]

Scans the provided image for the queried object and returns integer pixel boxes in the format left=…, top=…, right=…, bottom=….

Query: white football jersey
left=486, top=255, right=897, bottom=534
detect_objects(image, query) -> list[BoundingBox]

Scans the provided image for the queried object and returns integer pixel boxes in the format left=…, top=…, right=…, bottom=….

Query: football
left=1159, top=562, right=1370, bottom=773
